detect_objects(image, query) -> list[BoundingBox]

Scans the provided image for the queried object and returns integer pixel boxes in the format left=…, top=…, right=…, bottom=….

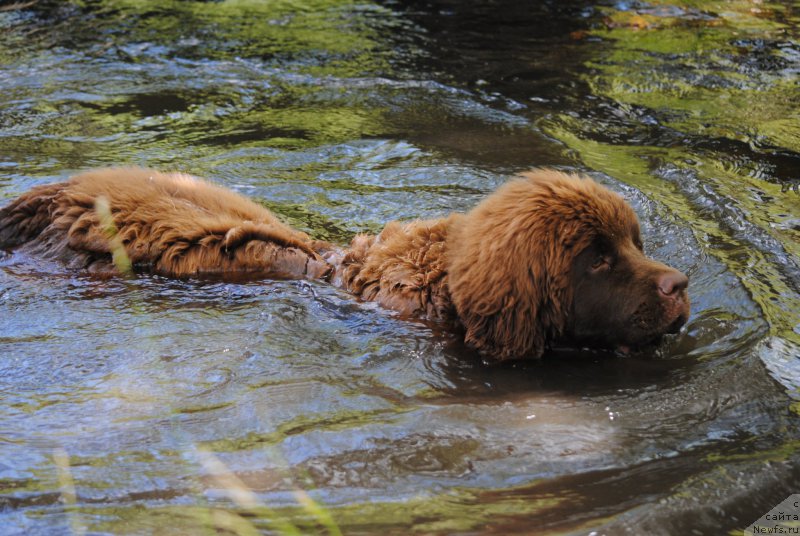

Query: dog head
left=446, top=170, right=690, bottom=360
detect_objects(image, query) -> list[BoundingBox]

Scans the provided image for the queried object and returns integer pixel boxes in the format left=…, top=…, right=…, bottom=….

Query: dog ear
left=453, top=282, right=550, bottom=361
left=446, top=173, right=577, bottom=361
left=447, top=229, right=557, bottom=361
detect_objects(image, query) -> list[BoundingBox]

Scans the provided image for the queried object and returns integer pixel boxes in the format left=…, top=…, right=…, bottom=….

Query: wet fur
left=0, top=167, right=689, bottom=360
left=0, top=169, right=330, bottom=278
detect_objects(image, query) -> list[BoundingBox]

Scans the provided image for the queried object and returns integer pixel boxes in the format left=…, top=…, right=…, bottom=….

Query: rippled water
left=1, top=1, right=799, bottom=534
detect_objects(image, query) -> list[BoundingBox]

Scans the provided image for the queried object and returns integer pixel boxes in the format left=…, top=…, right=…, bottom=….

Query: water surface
left=1, top=1, right=799, bottom=534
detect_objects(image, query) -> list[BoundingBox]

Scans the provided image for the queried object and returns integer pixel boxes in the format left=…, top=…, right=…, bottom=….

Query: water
left=0, top=1, right=799, bottom=534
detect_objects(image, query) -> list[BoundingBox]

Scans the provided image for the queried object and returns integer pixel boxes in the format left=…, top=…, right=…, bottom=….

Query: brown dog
left=0, top=167, right=689, bottom=360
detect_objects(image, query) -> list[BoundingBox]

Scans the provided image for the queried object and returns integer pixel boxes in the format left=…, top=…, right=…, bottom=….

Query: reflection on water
left=0, top=0, right=799, bottom=534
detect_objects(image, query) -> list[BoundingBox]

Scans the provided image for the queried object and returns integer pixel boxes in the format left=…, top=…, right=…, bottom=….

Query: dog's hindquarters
left=0, top=169, right=333, bottom=279
left=0, top=182, right=68, bottom=249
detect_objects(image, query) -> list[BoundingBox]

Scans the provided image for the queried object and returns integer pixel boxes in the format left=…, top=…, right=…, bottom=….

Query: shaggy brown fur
left=0, top=167, right=690, bottom=360
left=0, top=168, right=330, bottom=278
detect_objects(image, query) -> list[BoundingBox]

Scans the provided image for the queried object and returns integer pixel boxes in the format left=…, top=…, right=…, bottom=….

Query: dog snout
left=654, top=267, right=690, bottom=333
left=657, top=269, right=688, bottom=297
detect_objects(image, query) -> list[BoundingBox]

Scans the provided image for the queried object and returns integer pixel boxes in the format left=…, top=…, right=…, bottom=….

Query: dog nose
left=657, top=270, right=689, bottom=296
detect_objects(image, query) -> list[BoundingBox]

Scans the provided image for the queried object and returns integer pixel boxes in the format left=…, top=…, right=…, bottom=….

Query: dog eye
left=590, top=255, right=611, bottom=272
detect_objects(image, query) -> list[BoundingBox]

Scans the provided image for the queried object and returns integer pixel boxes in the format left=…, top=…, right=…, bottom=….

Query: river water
left=0, top=1, right=799, bottom=534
